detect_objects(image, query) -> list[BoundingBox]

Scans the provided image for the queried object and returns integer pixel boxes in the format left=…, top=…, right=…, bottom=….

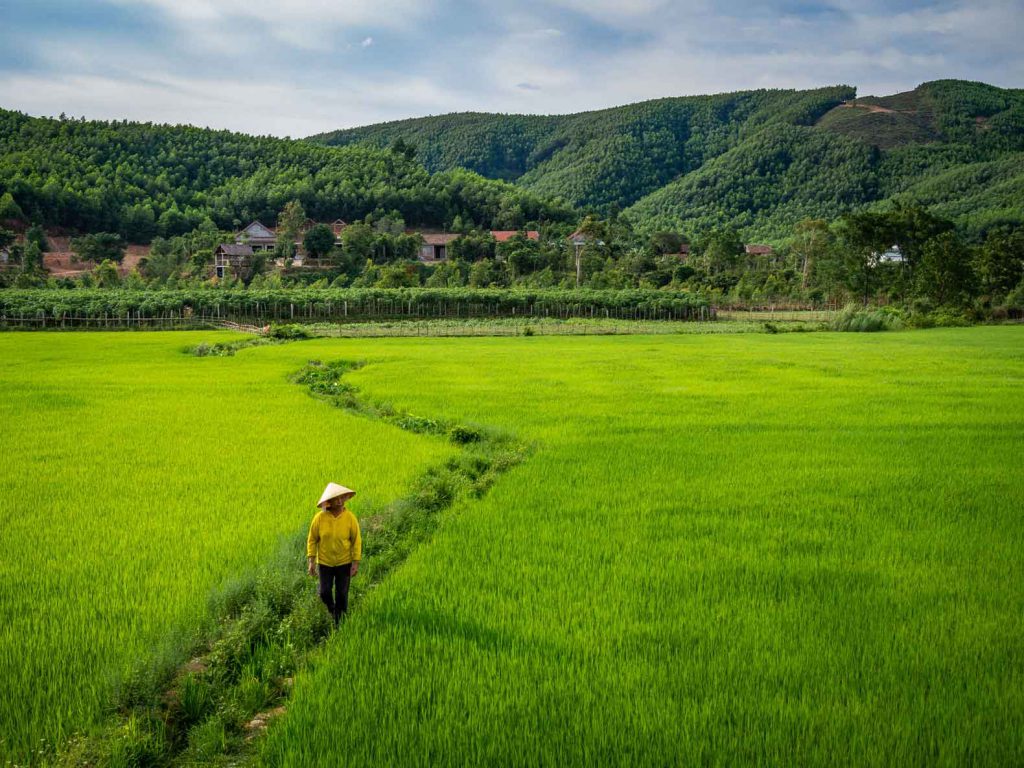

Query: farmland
left=1, top=328, right=1023, bottom=765
left=0, top=333, right=453, bottom=763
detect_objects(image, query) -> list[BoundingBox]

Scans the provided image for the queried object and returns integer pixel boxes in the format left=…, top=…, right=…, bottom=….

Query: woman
left=307, top=482, right=362, bottom=626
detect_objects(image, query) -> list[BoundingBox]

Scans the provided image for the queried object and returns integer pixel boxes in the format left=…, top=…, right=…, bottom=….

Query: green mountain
left=0, top=109, right=573, bottom=240
left=312, top=80, right=1024, bottom=241
left=312, top=86, right=855, bottom=211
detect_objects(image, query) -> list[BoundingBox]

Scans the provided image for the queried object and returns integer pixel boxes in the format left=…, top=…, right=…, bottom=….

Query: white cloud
left=361, top=36, right=374, bottom=47
left=0, top=70, right=472, bottom=135
left=112, top=0, right=428, bottom=49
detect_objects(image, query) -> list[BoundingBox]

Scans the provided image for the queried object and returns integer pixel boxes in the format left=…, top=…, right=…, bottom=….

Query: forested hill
left=311, top=86, right=855, bottom=210
left=312, top=80, right=1024, bottom=241
left=0, top=109, right=574, bottom=238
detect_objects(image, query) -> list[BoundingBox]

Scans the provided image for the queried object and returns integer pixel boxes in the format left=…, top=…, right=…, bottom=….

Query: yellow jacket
left=306, top=508, right=362, bottom=566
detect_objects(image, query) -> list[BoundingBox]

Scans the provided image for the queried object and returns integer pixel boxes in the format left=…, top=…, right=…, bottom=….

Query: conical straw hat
left=317, top=482, right=356, bottom=508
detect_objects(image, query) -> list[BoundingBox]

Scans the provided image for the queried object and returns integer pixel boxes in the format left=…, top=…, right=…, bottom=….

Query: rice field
left=0, top=333, right=453, bottom=764
left=1, top=328, right=1023, bottom=765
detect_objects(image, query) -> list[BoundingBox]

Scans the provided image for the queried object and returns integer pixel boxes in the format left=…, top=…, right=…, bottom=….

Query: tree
left=974, top=227, right=1024, bottom=299
left=71, top=233, right=127, bottom=263
left=915, top=232, right=975, bottom=306
left=303, top=224, right=336, bottom=261
left=93, top=259, right=121, bottom=287
left=698, top=227, right=744, bottom=275
left=340, top=222, right=376, bottom=263
left=0, top=227, right=15, bottom=249
left=21, top=242, right=44, bottom=274
left=158, top=207, right=189, bottom=237
left=424, top=261, right=466, bottom=287
left=791, top=219, right=832, bottom=289
left=887, top=203, right=954, bottom=290
left=276, top=200, right=306, bottom=259
left=834, top=212, right=893, bottom=304
left=0, top=192, right=25, bottom=222
left=121, top=203, right=157, bottom=243
left=140, top=236, right=185, bottom=281
left=449, top=231, right=495, bottom=262
left=123, top=268, right=146, bottom=289
left=390, top=137, right=417, bottom=161
left=25, top=224, right=49, bottom=252
left=375, top=263, right=419, bottom=287
left=468, top=258, right=506, bottom=287
left=649, top=231, right=684, bottom=255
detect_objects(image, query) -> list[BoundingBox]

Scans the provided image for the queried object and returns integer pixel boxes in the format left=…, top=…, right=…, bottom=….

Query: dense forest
left=0, top=109, right=574, bottom=238
left=314, top=80, right=1024, bottom=241
left=313, top=86, right=856, bottom=211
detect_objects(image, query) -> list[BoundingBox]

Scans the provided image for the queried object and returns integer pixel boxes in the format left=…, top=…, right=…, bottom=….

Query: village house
left=744, top=243, right=781, bottom=270
left=228, top=219, right=348, bottom=270
left=876, top=245, right=905, bottom=263
left=415, top=230, right=541, bottom=263
left=213, top=243, right=254, bottom=278
left=419, top=233, right=460, bottom=263
left=234, top=221, right=277, bottom=252
left=0, top=245, right=12, bottom=269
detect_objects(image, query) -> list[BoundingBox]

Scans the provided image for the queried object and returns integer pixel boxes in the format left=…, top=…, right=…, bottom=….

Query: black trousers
left=318, top=563, right=352, bottom=623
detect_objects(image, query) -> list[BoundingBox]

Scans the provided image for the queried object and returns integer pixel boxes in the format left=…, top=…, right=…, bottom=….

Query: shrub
left=268, top=323, right=312, bottom=340
left=449, top=425, right=484, bottom=444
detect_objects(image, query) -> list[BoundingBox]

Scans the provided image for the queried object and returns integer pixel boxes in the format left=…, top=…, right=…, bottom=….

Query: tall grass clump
left=829, top=303, right=905, bottom=331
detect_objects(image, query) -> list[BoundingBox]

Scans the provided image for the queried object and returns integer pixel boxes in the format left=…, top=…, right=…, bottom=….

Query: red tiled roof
left=491, top=230, right=539, bottom=242
left=745, top=244, right=774, bottom=255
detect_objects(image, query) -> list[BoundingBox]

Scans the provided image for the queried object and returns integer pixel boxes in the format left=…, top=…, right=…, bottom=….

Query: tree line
left=3, top=197, right=1021, bottom=321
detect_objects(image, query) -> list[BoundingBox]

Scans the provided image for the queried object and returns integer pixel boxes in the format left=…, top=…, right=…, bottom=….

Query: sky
left=0, top=0, right=1021, bottom=137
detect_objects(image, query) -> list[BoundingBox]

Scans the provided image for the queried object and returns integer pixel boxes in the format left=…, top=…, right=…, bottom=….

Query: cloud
left=110, top=0, right=428, bottom=49
left=1, top=0, right=1022, bottom=135
left=0, top=69, right=473, bottom=135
